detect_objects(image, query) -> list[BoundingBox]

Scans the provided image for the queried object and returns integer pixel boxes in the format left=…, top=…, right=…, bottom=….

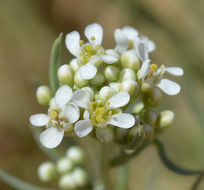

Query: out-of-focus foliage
left=0, top=0, right=203, bottom=189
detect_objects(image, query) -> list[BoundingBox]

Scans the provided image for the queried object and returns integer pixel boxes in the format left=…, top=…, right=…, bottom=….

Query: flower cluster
left=30, top=23, right=183, bottom=149
left=38, top=146, right=89, bottom=189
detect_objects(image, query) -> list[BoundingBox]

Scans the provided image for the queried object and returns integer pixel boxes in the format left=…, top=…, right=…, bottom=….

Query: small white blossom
left=29, top=85, right=80, bottom=148
left=137, top=60, right=184, bottom=96
left=65, top=23, right=118, bottom=80
left=71, top=90, right=135, bottom=138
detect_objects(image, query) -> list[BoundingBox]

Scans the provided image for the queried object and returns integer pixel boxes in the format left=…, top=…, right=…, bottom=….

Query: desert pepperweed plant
left=2, top=23, right=203, bottom=190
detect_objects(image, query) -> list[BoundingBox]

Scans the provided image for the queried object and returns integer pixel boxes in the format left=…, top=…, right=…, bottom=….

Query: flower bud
left=38, top=162, right=57, bottom=182
left=126, top=125, right=144, bottom=150
left=90, top=73, right=105, bottom=86
left=143, top=87, right=162, bottom=107
left=115, top=128, right=128, bottom=142
left=57, top=64, right=73, bottom=86
left=159, top=110, right=174, bottom=128
left=144, top=124, right=154, bottom=138
left=81, top=87, right=95, bottom=100
left=59, top=174, right=76, bottom=189
left=141, top=82, right=151, bottom=92
left=96, top=127, right=114, bottom=143
left=36, top=85, right=52, bottom=106
left=132, top=102, right=144, bottom=114
left=104, top=66, right=119, bottom=82
left=121, top=50, right=140, bottom=71
left=120, top=79, right=138, bottom=95
left=66, top=146, right=85, bottom=165
left=57, top=157, right=74, bottom=174
left=99, top=86, right=116, bottom=101
left=72, top=167, right=89, bottom=187
left=74, top=71, right=88, bottom=88
left=119, top=68, right=136, bottom=81
left=106, top=49, right=119, bottom=58
left=109, top=82, right=121, bottom=92
left=143, top=110, right=158, bottom=126
left=90, top=55, right=103, bottom=68
left=69, top=58, right=80, bottom=72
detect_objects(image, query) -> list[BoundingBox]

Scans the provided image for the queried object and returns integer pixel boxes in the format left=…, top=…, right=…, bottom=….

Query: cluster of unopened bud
left=38, top=146, right=89, bottom=189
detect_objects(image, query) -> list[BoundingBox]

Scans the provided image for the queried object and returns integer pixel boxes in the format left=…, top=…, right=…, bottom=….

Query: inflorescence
left=30, top=23, right=183, bottom=149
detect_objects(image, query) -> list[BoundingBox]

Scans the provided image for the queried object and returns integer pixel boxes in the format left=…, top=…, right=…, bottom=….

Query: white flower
left=114, top=26, right=155, bottom=63
left=29, top=85, right=80, bottom=148
left=137, top=61, right=184, bottom=96
left=65, top=23, right=118, bottom=80
left=71, top=90, right=135, bottom=138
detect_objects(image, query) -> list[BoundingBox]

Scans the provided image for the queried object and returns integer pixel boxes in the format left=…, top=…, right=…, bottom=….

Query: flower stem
left=115, top=163, right=129, bottom=190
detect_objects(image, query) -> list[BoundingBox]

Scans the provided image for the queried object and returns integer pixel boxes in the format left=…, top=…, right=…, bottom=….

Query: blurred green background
left=0, top=0, right=204, bottom=189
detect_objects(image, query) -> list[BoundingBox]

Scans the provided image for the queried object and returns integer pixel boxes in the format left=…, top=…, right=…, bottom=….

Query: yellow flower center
left=48, top=109, right=69, bottom=130
left=89, top=101, right=118, bottom=127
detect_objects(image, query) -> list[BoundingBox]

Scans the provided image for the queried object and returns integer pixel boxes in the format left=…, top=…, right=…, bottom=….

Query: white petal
left=74, top=120, right=93, bottom=137
left=29, top=114, right=48, bottom=127
left=85, top=23, right=103, bottom=46
left=137, top=59, right=150, bottom=80
left=79, top=62, right=97, bottom=79
left=157, top=79, right=181, bottom=95
left=136, top=41, right=149, bottom=62
left=65, top=31, right=81, bottom=57
left=83, top=110, right=90, bottom=120
left=107, top=92, right=130, bottom=109
left=114, top=29, right=129, bottom=53
left=40, top=127, right=64, bottom=149
left=164, top=67, right=184, bottom=76
left=72, top=90, right=90, bottom=109
left=63, top=103, right=80, bottom=123
left=108, top=113, right=135, bottom=128
left=100, top=55, right=118, bottom=64
left=55, top=85, right=73, bottom=109
left=147, top=40, right=156, bottom=52
left=122, top=26, right=138, bottom=40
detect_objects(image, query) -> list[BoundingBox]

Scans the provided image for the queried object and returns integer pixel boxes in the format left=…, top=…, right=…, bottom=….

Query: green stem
left=110, top=140, right=150, bottom=167
left=115, top=163, right=129, bottom=190
left=0, top=169, right=53, bottom=190
left=154, top=139, right=204, bottom=175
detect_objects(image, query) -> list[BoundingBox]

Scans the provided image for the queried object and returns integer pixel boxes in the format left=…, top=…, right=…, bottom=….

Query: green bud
left=159, top=110, right=174, bottom=128
left=132, top=102, right=144, bottom=114
left=119, top=68, right=136, bottom=81
left=72, top=167, right=89, bottom=187
left=59, top=174, right=76, bottom=189
left=143, top=87, right=162, bottom=107
left=109, top=82, right=121, bottom=92
left=90, top=73, right=105, bottom=86
left=74, top=71, right=88, bottom=88
left=36, top=85, right=52, bottom=106
left=99, top=86, right=116, bottom=101
left=81, top=87, right=95, bottom=100
left=96, top=127, right=114, bottom=143
left=120, top=79, right=138, bottom=95
left=104, top=66, right=119, bottom=82
left=141, top=82, right=151, bottom=92
left=115, top=128, right=128, bottom=142
left=121, top=50, right=140, bottom=71
left=66, top=146, right=85, bottom=165
left=126, top=125, right=144, bottom=150
left=90, top=55, right=103, bottom=68
left=57, top=157, right=74, bottom=174
left=143, top=110, right=158, bottom=126
left=57, top=64, right=73, bottom=86
left=144, top=124, right=154, bottom=138
left=38, top=162, right=57, bottom=182
left=70, top=58, right=80, bottom=72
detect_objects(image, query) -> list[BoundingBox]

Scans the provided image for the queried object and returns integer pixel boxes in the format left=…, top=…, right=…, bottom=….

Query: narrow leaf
left=49, top=33, right=63, bottom=95
left=0, top=169, right=53, bottom=190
